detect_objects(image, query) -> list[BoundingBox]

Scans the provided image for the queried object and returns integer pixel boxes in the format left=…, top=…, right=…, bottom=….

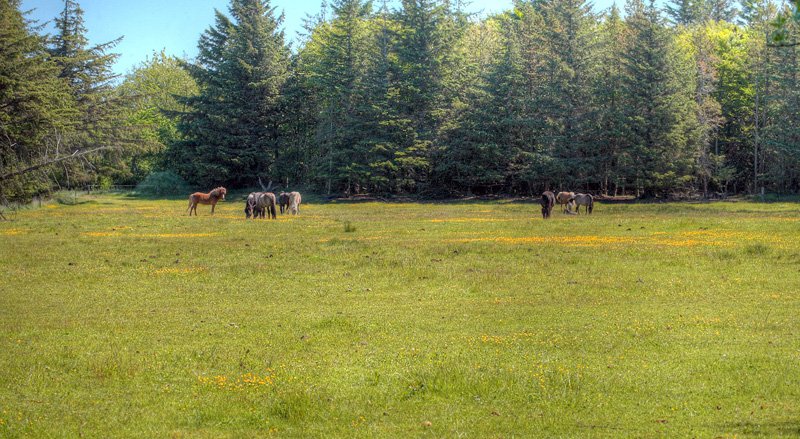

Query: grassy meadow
left=1, top=193, right=799, bottom=438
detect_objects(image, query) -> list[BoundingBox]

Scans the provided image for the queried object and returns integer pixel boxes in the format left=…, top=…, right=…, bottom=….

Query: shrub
left=135, top=171, right=191, bottom=197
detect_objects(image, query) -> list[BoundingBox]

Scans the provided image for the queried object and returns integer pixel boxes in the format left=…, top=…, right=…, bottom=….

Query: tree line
left=2, top=0, right=799, bottom=203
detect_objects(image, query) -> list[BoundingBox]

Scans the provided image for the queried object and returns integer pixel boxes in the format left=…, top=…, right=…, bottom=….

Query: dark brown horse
left=278, top=191, right=290, bottom=214
left=187, top=187, right=226, bottom=216
left=254, top=192, right=277, bottom=219
left=541, top=191, right=555, bottom=219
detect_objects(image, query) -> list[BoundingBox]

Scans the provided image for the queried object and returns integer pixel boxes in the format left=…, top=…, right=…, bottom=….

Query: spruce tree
left=307, top=0, right=373, bottom=194
left=622, top=0, right=700, bottom=197
left=0, top=0, right=74, bottom=201
left=760, top=20, right=800, bottom=192
left=391, top=0, right=456, bottom=192
left=170, top=0, right=290, bottom=188
left=530, top=0, right=600, bottom=190
left=49, top=0, right=135, bottom=186
left=665, top=0, right=708, bottom=25
left=594, top=4, right=631, bottom=195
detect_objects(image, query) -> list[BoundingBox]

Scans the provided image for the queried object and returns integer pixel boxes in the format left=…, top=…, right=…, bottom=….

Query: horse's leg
left=211, top=201, right=216, bottom=215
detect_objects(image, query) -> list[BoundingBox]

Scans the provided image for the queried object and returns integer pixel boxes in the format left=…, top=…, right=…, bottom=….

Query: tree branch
left=0, top=146, right=116, bottom=182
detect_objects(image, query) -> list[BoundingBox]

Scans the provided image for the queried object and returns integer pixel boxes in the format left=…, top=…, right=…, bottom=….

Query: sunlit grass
left=1, top=194, right=799, bottom=437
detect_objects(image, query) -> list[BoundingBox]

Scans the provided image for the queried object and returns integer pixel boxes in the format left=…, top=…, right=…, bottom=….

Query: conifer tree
left=307, top=0, right=374, bottom=194
left=49, top=0, right=135, bottom=185
left=530, top=0, right=600, bottom=190
left=759, top=18, right=800, bottom=192
left=594, top=4, right=631, bottom=195
left=436, top=21, right=517, bottom=195
left=391, top=0, right=458, bottom=192
left=170, top=0, right=290, bottom=187
left=622, top=0, right=700, bottom=197
left=666, top=0, right=708, bottom=25
left=0, top=0, right=75, bottom=201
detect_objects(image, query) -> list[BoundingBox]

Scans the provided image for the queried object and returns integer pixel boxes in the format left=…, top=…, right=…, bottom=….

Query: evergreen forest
left=2, top=0, right=800, bottom=202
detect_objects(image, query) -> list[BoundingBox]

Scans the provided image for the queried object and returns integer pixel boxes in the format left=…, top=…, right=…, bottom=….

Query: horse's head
left=216, top=187, right=227, bottom=200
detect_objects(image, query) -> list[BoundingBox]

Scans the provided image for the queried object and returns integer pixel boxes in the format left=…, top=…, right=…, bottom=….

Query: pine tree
left=0, top=0, right=75, bottom=201
left=530, top=0, right=600, bottom=190
left=170, top=0, right=290, bottom=187
left=760, top=18, right=800, bottom=192
left=391, top=0, right=457, bottom=193
left=665, top=0, right=707, bottom=26
left=622, top=0, right=700, bottom=197
left=49, top=0, right=135, bottom=186
left=436, top=21, right=515, bottom=195
left=307, top=0, right=374, bottom=194
left=707, top=0, right=737, bottom=22
left=594, top=4, right=632, bottom=195
left=685, top=24, right=724, bottom=196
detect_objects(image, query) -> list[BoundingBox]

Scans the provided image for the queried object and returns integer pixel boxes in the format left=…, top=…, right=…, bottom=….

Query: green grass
left=1, top=194, right=799, bottom=438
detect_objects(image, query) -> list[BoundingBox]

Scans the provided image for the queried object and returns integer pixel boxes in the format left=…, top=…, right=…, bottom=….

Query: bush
left=135, top=171, right=191, bottom=197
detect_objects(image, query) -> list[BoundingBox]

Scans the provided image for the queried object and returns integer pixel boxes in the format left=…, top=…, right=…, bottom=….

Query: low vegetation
left=1, top=194, right=799, bottom=437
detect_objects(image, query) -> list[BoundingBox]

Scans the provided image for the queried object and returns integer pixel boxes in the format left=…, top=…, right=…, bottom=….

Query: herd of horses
left=245, top=190, right=302, bottom=219
left=540, top=191, right=594, bottom=219
left=185, top=187, right=302, bottom=218
left=186, top=187, right=593, bottom=220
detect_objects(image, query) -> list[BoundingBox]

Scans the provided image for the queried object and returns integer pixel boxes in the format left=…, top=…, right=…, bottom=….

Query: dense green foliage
left=2, top=0, right=800, bottom=202
left=166, top=0, right=290, bottom=188
left=0, top=0, right=149, bottom=203
left=2, top=194, right=800, bottom=436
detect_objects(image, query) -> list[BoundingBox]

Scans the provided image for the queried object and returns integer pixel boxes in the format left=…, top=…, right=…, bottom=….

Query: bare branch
left=0, top=146, right=116, bottom=182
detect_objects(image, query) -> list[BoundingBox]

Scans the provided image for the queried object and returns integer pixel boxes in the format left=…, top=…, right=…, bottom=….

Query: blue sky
left=21, top=0, right=619, bottom=77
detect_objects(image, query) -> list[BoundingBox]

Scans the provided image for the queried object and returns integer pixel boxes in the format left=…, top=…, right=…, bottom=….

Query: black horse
left=541, top=191, right=556, bottom=219
left=278, top=192, right=291, bottom=214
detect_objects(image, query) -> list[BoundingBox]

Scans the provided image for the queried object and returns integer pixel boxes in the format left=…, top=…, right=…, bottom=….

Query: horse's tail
left=589, top=196, right=594, bottom=214
left=186, top=196, right=193, bottom=212
left=269, top=204, right=277, bottom=219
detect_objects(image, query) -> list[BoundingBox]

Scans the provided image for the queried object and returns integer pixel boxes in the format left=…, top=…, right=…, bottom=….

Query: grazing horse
left=254, top=192, right=277, bottom=219
left=288, top=191, right=302, bottom=215
left=541, top=191, right=555, bottom=219
left=245, top=192, right=265, bottom=219
left=573, top=193, right=594, bottom=214
left=187, top=187, right=226, bottom=216
left=556, top=191, right=575, bottom=213
left=278, top=192, right=290, bottom=214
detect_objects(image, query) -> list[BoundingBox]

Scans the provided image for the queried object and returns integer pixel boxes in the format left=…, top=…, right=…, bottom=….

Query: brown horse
left=278, top=192, right=290, bottom=214
left=187, top=187, right=226, bottom=216
left=541, top=191, right=555, bottom=219
left=254, top=192, right=277, bottom=219
left=556, top=191, right=575, bottom=213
